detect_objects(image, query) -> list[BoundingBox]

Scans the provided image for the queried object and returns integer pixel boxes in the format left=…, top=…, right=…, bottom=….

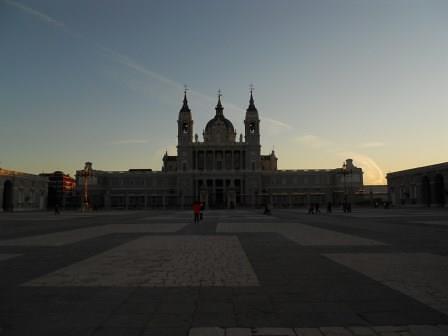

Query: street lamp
left=341, top=162, right=353, bottom=213
left=81, top=162, right=92, bottom=211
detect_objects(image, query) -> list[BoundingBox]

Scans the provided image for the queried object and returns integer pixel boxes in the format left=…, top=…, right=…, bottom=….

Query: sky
left=1, top=0, right=447, bottom=184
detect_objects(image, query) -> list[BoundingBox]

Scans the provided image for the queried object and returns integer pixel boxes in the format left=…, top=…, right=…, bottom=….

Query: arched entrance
left=2, top=180, right=13, bottom=212
left=421, top=176, right=431, bottom=207
left=434, top=174, right=446, bottom=206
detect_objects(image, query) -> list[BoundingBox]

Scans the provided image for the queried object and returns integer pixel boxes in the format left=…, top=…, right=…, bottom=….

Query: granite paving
left=0, top=207, right=448, bottom=335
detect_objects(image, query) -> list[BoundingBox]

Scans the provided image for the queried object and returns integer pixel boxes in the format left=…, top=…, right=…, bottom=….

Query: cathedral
left=76, top=91, right=363, bottom=209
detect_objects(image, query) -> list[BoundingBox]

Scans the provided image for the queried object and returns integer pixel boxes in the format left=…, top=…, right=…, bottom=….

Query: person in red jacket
left=192, top=201, right=201, bottom=224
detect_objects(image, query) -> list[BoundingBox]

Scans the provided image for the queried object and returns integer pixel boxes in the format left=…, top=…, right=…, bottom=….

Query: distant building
left=387, top=162, right=447, bottom=207
left=39, top=171, right=76, bottom=209
left=357, top=185, right=388, bottom=205
left=0, top=168, right=48, bottom=212
left=75, top=91, right=364, bottom=209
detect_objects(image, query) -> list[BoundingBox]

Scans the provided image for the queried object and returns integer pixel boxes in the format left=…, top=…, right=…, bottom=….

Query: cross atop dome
left=215, top=89, right=224, bottom=115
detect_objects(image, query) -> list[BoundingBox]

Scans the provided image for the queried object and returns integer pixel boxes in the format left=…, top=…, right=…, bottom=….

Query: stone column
left=230, top=151, right=233, bottom=171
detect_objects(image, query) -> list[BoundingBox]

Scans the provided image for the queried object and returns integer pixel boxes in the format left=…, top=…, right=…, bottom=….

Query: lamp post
left=341, top=162, right=353, bottom=213
left=342, top=162, right=347, bottom=211
left=81, top=162, right=92, bottom=211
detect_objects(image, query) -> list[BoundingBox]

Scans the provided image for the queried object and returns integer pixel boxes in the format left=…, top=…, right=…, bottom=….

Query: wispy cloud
left=338, top=151, right=386, bottom=184
left=359, top=141, right=385, bottom=148
left=3, top=0, right=291, bottom=135
left=3, top=0, right=65, bottom=27
left=293, top=133, right=386, bottom=184
left=295, top=134, right=332, bottom=148
left=110, top=139, right=149, bottom=145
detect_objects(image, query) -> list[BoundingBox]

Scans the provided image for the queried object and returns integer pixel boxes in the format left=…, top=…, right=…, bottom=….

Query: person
left=315, top=203, right=320, bottom=214
left=263, top=203, right=271, bottom=215
left=327, top=202, right=332, bottom=213
left=192, top=201, right=201, bottom=224
left=308, top=204, right=314, bottom=214
left=200, top=202, right=205, bottom=220
left=54, top=203, right=60, bottom=215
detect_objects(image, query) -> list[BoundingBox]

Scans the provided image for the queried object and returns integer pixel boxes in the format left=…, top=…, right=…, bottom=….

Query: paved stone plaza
left=1, top=208, right=448, bottom=335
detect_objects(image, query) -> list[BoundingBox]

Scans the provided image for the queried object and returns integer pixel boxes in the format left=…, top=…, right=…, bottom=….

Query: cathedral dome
left=203, top=94, right=236, bottom=143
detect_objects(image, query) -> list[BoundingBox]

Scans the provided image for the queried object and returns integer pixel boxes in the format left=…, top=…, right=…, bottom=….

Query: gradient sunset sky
left=1, top=0, right=447, bottom=184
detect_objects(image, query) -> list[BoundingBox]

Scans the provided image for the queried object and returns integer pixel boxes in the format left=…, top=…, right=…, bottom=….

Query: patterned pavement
left=0, top=208, right=448, bottom=335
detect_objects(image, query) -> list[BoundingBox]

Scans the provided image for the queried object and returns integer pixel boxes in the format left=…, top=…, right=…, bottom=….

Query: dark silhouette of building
left=0, top=168, right=48, bottom=211
left=75, top=90, right=364, bottom=209
left=40, top=171, right=76, bottom=209
left=387, top=162, right=447, bottom=207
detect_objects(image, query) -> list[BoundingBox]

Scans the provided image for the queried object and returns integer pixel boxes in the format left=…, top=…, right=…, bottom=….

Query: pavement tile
left=408, top=325, right=448, bottom=336
left=320, top=327, right=353, bottom=336
left=101, top=312, right=151, bottom=328
left=252, top=327, right=296, bottom=335
left=348, top=326, right=377, bottom=335
left=192, top=312, right=237, bottom=327
left=142, top=327, right=189, bottom=336
left=146, top=313, right=192, bottom=328
left=295, top=327, right=324, bottom=336
left=225, top=328, right=252, bottom=336
left=158, top=302, right=197, bottom=314
left=189, top=327, right=225, bottom=336
left=90, top=326, right=142, bottom=336
left=373, top=326, right=409, bottom=332
left=197, top=302, right=234, bottom=313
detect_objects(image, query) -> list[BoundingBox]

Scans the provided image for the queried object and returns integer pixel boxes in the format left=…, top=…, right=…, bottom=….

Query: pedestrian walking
left=263, top=203, right=271, bottom=215
left=200, top=202, right=205, bottom=220
left=308, top=204, right=314, bottom=214
left=192, top=201, right=201, bottom=224
left=54, top=203, right=60, bottom=215
left=327, top=202, right=332, bottom=213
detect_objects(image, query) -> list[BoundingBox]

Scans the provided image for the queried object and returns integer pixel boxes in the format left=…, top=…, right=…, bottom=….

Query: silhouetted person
left=193, top=201, right=201, bottom=224
left=327, top=202, right=332, bottom=213
left=315, top=203, right=320, bottom=214
left=308, top=204, right=314, bottom=214
left=200, top=202, right=205, bottom=220
left=264, top=203, right=271, bottom=215
left=54, top=203, right=60, bottom=215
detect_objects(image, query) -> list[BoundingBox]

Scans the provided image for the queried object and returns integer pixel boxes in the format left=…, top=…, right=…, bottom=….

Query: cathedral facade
left=76, top=91, right=363, bottom=209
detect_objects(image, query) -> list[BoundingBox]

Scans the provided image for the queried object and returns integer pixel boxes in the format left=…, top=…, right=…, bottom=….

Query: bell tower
left=244, top=87, right=261, bottom=173
left=177, top=88, right=193, bottom=145
left=244, top=88, right=260, bottom=146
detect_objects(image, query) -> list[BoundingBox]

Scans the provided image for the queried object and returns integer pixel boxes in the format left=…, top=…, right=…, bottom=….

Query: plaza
left=1, top=208, right=448, bottom=335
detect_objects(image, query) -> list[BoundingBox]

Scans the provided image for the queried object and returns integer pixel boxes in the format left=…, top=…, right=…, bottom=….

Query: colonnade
left=192, top=150, right=246, bottom=171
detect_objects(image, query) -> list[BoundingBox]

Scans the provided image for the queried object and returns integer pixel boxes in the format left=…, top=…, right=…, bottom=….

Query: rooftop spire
left=215, top=89, right=224, bottom=116
left=247, top=84, right=258, bottom=113
left=249, top=84, right=255, bottom=106
left=180, top=85, right=190, bottom=113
